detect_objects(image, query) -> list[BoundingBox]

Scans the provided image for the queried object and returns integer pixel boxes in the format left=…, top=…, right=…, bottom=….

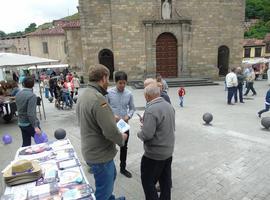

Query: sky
left=0, top=0, right=78, bottom=33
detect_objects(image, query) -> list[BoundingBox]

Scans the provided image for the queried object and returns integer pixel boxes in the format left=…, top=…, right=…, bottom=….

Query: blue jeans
left=179, top=96, right=184, bottom=107
left=44, top=88, right=49, bottom=98
left=87, top=160, right=119, bottom=200
left=258, top=104, right=270, bottom=116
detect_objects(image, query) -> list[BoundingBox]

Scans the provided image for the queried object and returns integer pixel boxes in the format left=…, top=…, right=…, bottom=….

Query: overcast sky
left=0, top=0, right=78, bottom=33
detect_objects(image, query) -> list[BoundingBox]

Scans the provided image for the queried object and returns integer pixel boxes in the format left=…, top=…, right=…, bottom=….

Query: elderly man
left=138, top=83, right=175, bottom=200
left=76, top=64, right=127, bottom=200
left=225, top=67, right=238, bottom=105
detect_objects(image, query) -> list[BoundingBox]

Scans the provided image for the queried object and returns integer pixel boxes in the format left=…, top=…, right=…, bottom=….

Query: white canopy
left=28, top=64, right=68, bottom=70
left=242, top=57, right=270, bottom=65
left=0, top=53, right=58, bottom=67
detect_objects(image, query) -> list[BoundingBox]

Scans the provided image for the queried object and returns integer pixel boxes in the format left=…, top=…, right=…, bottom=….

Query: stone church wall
left=79, top=0, right=245, bottom=79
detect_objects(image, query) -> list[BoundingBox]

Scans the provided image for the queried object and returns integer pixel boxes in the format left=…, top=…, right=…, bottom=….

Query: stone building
left=0, top=36, right=29, bottom=55
left=79, top=0, right=245, bottom=79
left=27, top=20, right=68, bottom=63
left=62, top=20, right=83, bottom=70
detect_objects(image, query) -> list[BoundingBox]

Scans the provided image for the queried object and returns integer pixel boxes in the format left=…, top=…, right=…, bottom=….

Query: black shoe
left=257, top=113, right=261, bottom=118
left=227, top=103, right=234, bottom=105
left=120, top=169, right=132, bottom=178
left=240, top=101, right=245, bottom=103
left=252, top=94, right=257, bottom=96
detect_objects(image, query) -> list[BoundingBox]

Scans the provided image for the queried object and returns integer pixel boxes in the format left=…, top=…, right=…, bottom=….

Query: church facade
left=78, top=0, right=245, bottom=79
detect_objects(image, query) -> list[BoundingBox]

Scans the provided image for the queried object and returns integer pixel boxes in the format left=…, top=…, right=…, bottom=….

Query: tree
left=0, top=30, right=6, bottom=38
left=24, top=23, right=37, bottom=34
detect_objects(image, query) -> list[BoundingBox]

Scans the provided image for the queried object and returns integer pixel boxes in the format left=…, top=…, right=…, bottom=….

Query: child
left=178, top=86, right=186, bottom=107
left=257, top=88, right=270, bottom=118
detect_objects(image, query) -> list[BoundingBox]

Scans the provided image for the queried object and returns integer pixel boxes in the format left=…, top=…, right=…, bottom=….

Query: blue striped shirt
left=107, top=87, right=135, bottom=119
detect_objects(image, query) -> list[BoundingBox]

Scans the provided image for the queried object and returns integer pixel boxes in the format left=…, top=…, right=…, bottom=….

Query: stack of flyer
left=1, top=139, right=95, bottom=200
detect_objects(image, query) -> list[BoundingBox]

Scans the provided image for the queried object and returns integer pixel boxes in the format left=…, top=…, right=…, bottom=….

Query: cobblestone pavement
left=1, top=81, right=270, bottom=200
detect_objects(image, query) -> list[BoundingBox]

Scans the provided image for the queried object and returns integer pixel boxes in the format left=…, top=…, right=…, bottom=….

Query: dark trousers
left=244, top=82, right=256, bottom=95
left=258, top=104, right=270, bottom=116
left=120, top=130, right=129, bottom=170
left=141, top=156, right=172, bottom=200
left=227, top=87, right=237, bottom=104
left=235, top=84, right=244, bottom=102
left=49, top=88, right=54, bottom=97
left=19, top=126, right=35, bottom=147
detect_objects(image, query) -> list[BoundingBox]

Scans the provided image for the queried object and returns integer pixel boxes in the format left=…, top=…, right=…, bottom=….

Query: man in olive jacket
left=76, top=64, right=127, bottom=200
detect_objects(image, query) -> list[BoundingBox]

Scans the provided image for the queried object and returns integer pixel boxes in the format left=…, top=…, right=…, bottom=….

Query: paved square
left=1, top=81, right=270, bottom=200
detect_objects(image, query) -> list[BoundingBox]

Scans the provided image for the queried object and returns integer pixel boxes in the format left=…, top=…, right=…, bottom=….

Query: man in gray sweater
left=16, top=77, right=41, bottom=147
left=138, top=83, right=175, bottom=200
left=76, top=64, right=127, bottom=200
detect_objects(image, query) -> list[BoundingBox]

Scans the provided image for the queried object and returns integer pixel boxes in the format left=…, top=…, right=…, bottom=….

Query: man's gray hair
left=144, top=83, right=160, bottom=97
left=144, top=78, right=156, bottom=88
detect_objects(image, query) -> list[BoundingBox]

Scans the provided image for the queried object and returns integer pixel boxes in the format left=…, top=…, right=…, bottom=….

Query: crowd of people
left=41, top=71, right=81, bottom=109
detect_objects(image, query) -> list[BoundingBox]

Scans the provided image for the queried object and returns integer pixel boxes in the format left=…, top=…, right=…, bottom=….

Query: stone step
left=130, top=78, right=218, bottom=89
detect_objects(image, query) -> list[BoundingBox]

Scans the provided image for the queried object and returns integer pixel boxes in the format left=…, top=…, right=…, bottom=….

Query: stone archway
left=98, top=49, right=114, bottom=80
left=156, top=32, right=178, bottom=78
left=217, top=46, right=230, bottom=76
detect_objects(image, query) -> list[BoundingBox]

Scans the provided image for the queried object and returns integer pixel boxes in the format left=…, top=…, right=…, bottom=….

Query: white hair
left=144, top=78, right=156, bottom=88
left=144, top=83, right=160, bottom=97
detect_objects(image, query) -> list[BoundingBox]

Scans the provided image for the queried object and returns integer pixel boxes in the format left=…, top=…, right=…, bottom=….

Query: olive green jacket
left=76, top=82, right=124, bottom=164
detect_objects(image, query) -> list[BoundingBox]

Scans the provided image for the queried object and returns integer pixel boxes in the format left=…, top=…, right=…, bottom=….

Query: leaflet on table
left=49, top=139, right=70, bottom=148
left=116, top=119, right=130, bottom=133
left=54, top=148, right=75, bottom=160
left=51, top=144, right=74, bottom=152
left=60, top=183, right=94, bottom=200
left=4, top=182, right=36, bottom=200
left=58, top=167, right=84, bottom=185
left=28, top=182, right=60, bottom=200
left=37, top=161, right=59, bottom=186
left=17, top=143, right=52, bottom=156
left=57, top=158, right=80, bottom=170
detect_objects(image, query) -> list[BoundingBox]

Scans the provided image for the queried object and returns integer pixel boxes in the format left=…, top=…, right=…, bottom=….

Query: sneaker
left=257, top=113, right=261, bottom=118
left=240, top=101, right=245, bottom=103
left=252, top=93, right=257, bottom=96
left=120, top=169, right=132, bottom=178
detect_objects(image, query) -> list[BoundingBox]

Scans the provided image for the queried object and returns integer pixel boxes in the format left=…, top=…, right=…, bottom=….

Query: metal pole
left=36, top=65, right=46, bottom=120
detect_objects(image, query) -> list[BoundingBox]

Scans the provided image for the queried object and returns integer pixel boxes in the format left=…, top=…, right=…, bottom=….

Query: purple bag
left=34, top=132, right=48, bottom=144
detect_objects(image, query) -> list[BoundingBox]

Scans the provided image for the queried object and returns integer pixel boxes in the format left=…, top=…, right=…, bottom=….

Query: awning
left=28, top=64, right=68, bottom=70
left=0, top=53, right=58, bottom=67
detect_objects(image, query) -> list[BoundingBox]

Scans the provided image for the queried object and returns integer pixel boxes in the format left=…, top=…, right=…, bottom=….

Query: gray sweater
left=15, top=88, right=39, bottom=128
left=138, top=97, right=175, bottom=160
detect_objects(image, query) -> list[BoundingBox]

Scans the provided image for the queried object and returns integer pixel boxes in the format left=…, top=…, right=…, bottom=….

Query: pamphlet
left=116, top=119, right=130, bottom=133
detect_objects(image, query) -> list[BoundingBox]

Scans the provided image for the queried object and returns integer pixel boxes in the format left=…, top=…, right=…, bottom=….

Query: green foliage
left=245, top=0, right=270, bottom=39
left=24, top=23, right=37, bottom=34
left=38, top=22, right=53, bottom=30
left=245, top=20, right=270, bottom=39
left=0, top=30, right=6, bottom=38
left=246, top=0, right=270, bottom=21
left=62, top=13, right=79, bottom=21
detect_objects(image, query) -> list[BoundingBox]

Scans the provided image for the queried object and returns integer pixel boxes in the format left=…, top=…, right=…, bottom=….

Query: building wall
left=65, top=29, right=83, bottom=70
left=177, top=0, right=245, bottom=78
left=28, top=35, right=67, bottom=63
left=79, top=0, right=245, bottom=79
left=243, top=46, right=266, bottom=58
left=0, top=37, right=29, bottom=55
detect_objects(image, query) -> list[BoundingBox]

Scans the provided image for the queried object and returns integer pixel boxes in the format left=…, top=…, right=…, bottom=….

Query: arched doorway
left=217, top=46, right=230, bottom=76
left=98, top=49, right=114, bottom=80
left=156, top=32, right=178, bottom=78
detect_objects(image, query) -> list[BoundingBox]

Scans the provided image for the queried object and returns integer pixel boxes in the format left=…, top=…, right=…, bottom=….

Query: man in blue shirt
left=107, top=71, right=136, bottom=178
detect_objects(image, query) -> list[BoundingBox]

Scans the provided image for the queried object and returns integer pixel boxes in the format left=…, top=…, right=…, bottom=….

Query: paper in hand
left=117, top=119, right=130, bottom=133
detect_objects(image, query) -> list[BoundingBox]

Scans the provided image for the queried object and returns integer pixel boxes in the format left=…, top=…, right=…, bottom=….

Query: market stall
left=0, top=53, right=59, bottom=120
left=1, top=139, right=95, bottom=200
